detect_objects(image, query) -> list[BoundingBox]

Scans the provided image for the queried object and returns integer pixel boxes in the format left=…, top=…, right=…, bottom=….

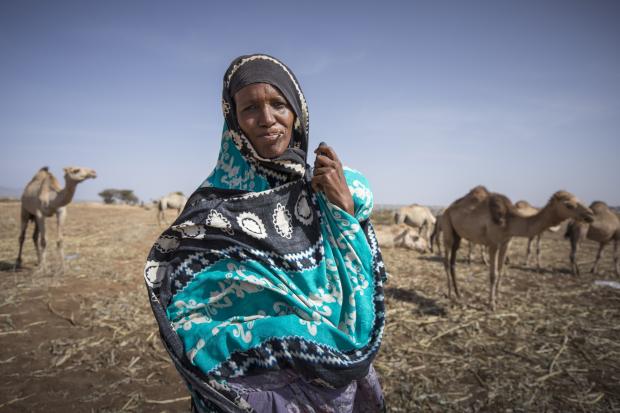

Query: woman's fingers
left=314, top=144, right=341, bottom=164
left=314, top=154, right=339, bottom=169
left=313, top=166, right=338, bottom=176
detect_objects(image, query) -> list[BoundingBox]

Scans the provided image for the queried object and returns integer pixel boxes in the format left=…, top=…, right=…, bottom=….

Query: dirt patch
left=1, top=203, right=619, bottom=412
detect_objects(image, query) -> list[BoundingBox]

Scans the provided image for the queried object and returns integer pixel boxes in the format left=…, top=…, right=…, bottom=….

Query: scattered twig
left=548, top=335, right=569, bottom=374
left=144, top=396, right=191, bottom=404
left=47, top=301, right=76, bottom=326
left=0, top=394, right=35, bottom=409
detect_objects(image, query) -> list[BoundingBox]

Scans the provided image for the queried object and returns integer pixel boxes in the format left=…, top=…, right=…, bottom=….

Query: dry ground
left=0, top=203, right=618, bottom=412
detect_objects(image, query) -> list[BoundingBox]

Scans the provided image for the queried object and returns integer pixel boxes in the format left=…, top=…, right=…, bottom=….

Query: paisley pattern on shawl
left=144, top=54, right=386, bottom=413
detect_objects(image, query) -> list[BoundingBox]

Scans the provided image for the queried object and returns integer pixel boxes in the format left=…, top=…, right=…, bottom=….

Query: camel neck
left=508, top=202, right=562, bottom=238
left=49, top=178, right=78, bottom=209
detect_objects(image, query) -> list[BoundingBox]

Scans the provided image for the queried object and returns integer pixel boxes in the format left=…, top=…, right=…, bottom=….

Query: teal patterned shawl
left=145, top=54, right=386, bottom=412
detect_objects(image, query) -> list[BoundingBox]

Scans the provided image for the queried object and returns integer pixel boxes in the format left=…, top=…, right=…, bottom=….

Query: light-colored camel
left=393, top=204, right=436, bottom=250
left=514, top=200, right=562, bottom=269
left=374, top=224, right=428, bottom=252
left=441, top=186, right=593, bottom=310
left=157, top=192, right=187, bottom=226
left=564, top=201, right=620, bottom=277
left=15, top=166, right=97, bottom=271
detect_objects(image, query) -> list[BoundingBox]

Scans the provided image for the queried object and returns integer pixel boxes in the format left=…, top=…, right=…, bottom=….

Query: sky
left=1, top=0, right=619, bottom=207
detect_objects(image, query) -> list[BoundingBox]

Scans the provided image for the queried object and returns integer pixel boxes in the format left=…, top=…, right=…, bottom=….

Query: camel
left=157, top=192, right=187, bottom=226
left=514, top=200, right=562, bottom=269
left=564, top=201, right=620, bottom=277
left=441, top=186, right=593, bottom=310
left=374, top=224, right=428, bottom=252
left=393, top=204, right=436, bottom=251
left=15, top=166, right=97, bottom=271
left=432, top=213, right=488, bottom=265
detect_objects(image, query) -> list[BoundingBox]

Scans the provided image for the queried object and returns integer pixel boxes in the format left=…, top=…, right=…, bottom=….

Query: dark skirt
left=193, top=364, right=385, bottom=413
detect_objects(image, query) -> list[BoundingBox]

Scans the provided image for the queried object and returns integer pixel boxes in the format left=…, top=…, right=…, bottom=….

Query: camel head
left=548, top=191, right=594, bottom=223
left=63, top=166, right=97, bottom=183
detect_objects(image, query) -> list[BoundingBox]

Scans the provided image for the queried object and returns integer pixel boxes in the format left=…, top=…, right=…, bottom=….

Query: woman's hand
left=312, top=143, right=355, bottom=216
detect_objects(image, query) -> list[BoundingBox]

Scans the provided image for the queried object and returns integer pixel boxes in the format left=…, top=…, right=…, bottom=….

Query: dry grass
left=0, top=202, right=618, bottom=412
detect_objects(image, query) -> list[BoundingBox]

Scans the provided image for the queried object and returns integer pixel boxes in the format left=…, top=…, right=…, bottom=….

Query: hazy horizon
left=1, top=0, right=619, bottom=207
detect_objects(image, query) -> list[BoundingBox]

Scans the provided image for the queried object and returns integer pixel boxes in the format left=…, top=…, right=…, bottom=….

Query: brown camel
left=514, top=200, right=562, bottom=270
left=441, top=186, right=593, bottom=310
left=432, top=213, right=488, bottom=265
left=15, top=166, right=97, bottom=271
left=157, top=191, right=187, bottom=226
left=564, top=201, right=620, bottom=277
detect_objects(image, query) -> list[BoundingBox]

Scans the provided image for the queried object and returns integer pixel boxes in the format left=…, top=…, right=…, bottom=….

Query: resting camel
left=374, top=224, right=428, bottom=252
left=393, top=204, right=435, bottom=250
left=157, top=191, right=187, bottom=226
left=441, top=186, right=593, bottom=310
left=564, top=201, right=620, bottom=277
left=15, top=166, right=97, bottom=271
left=514, top=200, right=562, bottom=269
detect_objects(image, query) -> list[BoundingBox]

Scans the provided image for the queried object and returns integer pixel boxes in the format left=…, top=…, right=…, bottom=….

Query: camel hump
left=40, top=169, right=62, bottom=192
left=172, top=191, right=184, bottom=196
left=488, top=193, right=515, bottom=226
left=40, top=166, right=50, bottom=172
left=451, top=185, right=489, bottom=207
left=469, top=185, right=489, bottom=201
left=550, top=190, right=575, bottom=203
left=589, top=201, right=608, bottom=212
left=515, top=200, right=531, bottom=208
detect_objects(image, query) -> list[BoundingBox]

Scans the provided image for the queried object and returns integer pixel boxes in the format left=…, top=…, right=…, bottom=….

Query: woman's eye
left=242, top=105, right=256, bottom=112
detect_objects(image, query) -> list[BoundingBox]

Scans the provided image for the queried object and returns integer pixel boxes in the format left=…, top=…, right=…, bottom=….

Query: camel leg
left=430, top=222, right=438, bottom=254
left=590, top=243, right=606, bottom=275
left=480, top=245, right=489, bottom=266
left=449, top=237, right=461, bottom=299
left=442, top=229, right=461, bottom=299
left=56, top=208, right=67, bottom=273
left=15, top=209, right=31, bottom=270
left=434, top=222, right=443, bottom=256
left=488, top=245, right=499, bottom=311
left=524, top=237, right=533, bottom=266
left=423, top=222, right=433, bottom=253
left=442, top=234, right=453, bottom=298
left=496, top=241, right=510, bottom=299
left=467, top=241, right=473, bottom=265
left=34, top=215, right=47, bottom=271
left=535, top=235, right=542, bottom=271
left=569, top=236, right=580, bottom=276
left=614, top=239, right=619, bottom=277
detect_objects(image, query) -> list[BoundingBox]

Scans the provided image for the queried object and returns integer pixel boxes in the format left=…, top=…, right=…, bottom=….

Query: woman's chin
left=257, top=143, right=287, bottom=159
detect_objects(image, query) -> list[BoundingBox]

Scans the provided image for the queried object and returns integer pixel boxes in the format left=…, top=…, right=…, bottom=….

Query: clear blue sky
left=1, top=0, right=619, bottom=206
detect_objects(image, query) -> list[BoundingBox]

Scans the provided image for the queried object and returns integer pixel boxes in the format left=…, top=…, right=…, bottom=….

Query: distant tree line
left=98, top=189, right=139, bottom=205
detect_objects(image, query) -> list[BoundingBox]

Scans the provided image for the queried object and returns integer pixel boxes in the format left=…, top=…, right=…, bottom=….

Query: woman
left=145, top=54, right=387, bottom=413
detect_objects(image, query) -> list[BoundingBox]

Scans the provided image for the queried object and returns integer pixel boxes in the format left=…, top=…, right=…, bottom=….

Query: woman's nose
left=258, top=106, right=276, bottom=127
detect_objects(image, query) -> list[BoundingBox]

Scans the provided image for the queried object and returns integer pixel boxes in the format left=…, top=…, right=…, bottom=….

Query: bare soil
left=0, top=203, right=618, bottom=412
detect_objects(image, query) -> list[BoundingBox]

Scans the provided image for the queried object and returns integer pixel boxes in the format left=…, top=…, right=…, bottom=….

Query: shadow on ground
left=384, top=286, right=446, bottom=316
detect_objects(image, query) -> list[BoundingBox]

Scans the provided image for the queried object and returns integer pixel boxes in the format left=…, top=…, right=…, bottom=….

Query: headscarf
left=145, top=54, right=387, bottom=413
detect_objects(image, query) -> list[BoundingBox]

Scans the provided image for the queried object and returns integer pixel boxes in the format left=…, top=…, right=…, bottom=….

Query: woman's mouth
left=260, top=131, right=284, bottom=141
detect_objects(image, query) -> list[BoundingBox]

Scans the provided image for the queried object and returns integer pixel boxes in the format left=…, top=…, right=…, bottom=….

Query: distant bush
left=98, top=189, right=139, bottom=205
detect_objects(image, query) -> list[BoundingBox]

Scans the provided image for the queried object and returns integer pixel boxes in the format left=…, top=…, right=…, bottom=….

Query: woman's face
left=234, top=83, right=295, bottom=159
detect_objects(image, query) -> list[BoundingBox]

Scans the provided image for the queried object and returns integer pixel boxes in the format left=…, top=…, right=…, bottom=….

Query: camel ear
left=63, top=167, right=70, bottom=174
